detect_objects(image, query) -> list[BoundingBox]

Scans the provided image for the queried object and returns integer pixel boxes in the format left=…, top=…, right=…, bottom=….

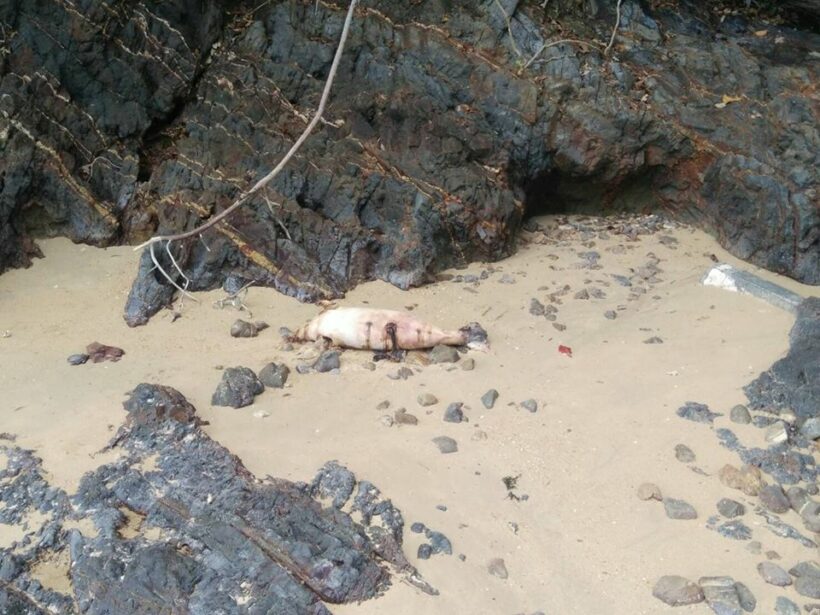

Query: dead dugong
left=291, top=307, right=488, bottom=351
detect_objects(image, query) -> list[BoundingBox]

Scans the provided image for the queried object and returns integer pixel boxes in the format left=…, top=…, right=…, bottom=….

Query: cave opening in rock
left=521, top=167, right=663, bottom=220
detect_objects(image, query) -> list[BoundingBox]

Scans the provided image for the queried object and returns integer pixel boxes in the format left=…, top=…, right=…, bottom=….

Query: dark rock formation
left=1, top=0, right=817, bottom=324
left=0, top=383, right=427, bottom=613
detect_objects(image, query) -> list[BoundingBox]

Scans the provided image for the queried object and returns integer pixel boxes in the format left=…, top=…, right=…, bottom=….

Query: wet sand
left=1, top=217, right=817, bottom=613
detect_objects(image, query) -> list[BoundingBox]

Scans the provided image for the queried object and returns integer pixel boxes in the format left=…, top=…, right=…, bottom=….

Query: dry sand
left=1, top=216, right=818, bottom=614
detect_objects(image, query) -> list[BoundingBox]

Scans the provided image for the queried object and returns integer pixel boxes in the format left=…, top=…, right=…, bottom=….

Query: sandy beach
left=1, top=216, right=818, bottom=614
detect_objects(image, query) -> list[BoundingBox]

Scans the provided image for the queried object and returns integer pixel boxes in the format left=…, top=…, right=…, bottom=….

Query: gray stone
left=67, top=353, right=89, bottom=365
left=730, top=404, right=752, bottom=424
left=774, top=596, right=800, bottom=615
left=417, top=544, right=432, bottom=560
left=313, top=350, right=341, bottom=373
left=529, top=298, right=546, bottom=316
left=801, top=417, right=820, bottom=440
left=211, top=367, right=264, bottom=408
left=376, top=400, right=390, bottom=410
left=520, top=399, right=538, bottom=413
left=790, top=561, right=820, bottom=578
left=230, top=319, right=268, bottom=338
left=432, top=436, right=458, bottom=454
left=410, top=522, right=425, bottom=534
left=487, top=558, right=508, bottom=579
left=674, top=444, right=696, bottom=463
left=664, top=498, right=697, bottom=520
left=417, top=393, right=438, bottom=407
left=461, top=358, right=475, bottom=371
left=643, top=336, right=664, bottom=344
left=717, top=498, right=745, bottom=518
left=734, top=581, right=755, bottom=612
left=699, top=576, right=742, bottom=615
left=652, top=576, right=704, bottom=606
left=481, top=389, right=499, bottom=409
left=757, top=561, right=792, bottom=586
left=429, top=345, right=460, bottom=363
left=676, top=401, right=721, bottom=424
left=796, top=575, right=820, bottom=599
left=394, top=409, right=418, bottom=426
left=786, top=486, right=809, bottom=512
left=443, top=403, right=464, bottom=424
left=425, top=530, right=452, bottom=555
left=604, top=310, right=617, bottom=320
left=258, top=363, right=290, bottom=388
left=759, top=485, right=790, bottom=513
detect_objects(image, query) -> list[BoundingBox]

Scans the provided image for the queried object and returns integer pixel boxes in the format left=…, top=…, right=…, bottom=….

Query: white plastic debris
left=701, top=264, right=803, bottom=313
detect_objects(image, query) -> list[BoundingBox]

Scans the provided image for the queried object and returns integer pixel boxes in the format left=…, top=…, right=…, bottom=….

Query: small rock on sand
left=529, top=298, right=546, bottom=316
left=461, top=358, right=475, bottom=371
left=717, top=498, right=745, bottom=518
left=417, top=544, right=432, bottom=560
left=699, top=577, right=741, bottom=614
left=795, top=575, right=820, bottom=599
left=258, top=363, right=290, bottom=388
left=481, top=389, right=499, bottom=409
left=676, top=401, right=721, bottom=424
left=67, top=353, right=89, bottom=365
left=230, top=319, right=268, bottom=338
left=417, top=393, right=438, bottom=407
left=520, top=399, right=538, bottom=413
left=674, top=444, right=696, bottom=463
left=604, top=310, right=617, bottom=320
left=432, top=436, right=458, bottom=454
left=664, top=498, right=697, bottom=520
left=376, top=400, right=390, bottom=410
left=759, top=485, right=790, bottom=513
left=429, top=345, right=460, bottom=363
left=443, top=403, right=464, bottom=423
left=313, top=351, right=341, bottom=373
left=734, top=581, right=756, bottom=612
left=637, top=483, right=662, bottom=501
left=212, top=367, right=264, bottom=408
left=718, top=464, right=765, bottom=496
left=652, top=576, right=704, bottom=606
left=757, top=561, right=792, bottom=586
left=487, top=558, right=508, bottom=579
left=730, top=404, right=752, bottom=424
left=775, top=597, right=800, bottom=615
left=394, top=408, right=418, bottom=426
left=643, top=336, right=664, bottom=344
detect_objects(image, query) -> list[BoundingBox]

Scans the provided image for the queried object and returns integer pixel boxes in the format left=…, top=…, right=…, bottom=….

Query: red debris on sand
left=558, top=345, right=573, bottom=358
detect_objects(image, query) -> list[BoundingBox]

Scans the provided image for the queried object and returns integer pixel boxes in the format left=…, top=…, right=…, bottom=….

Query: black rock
left=417, top=544, right=432, bottom=560
left=258, top=362, right=290, bottom=388
left=425, top=529, right=452, bottom=555
left=520, top=399, right=538, bottom=413
left=410, top=522, right=426, bottom=534
left=759, top=485, right=791, bottom=514
left=717, top=498, right=745, bottom=518
left=211, top=367, right=264, bottom=408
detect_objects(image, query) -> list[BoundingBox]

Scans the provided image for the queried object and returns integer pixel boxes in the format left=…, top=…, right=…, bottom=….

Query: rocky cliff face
left=1, top=0, right=817, bottom=324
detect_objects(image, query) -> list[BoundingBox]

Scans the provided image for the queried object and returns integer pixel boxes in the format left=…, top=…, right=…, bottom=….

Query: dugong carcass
left=291, top=307, right=488, bottom=351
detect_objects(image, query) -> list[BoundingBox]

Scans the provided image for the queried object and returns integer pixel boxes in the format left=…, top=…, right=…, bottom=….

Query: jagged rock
left=699, top=576, right=742, bottom=615
left=211, top=366, right=264, bottom=408
left=652, top=576, right=704, bottom=606
left=0, top=384, right=427, bottom=613
left=258, top=363, right=290, bottom=388
left=429, top=346, right=460, bottom=364
left=230, top=319, right=269, bottom=338
left=2, top=0, right=818, bottom=323
left=313, top=350, right=341, bottom=373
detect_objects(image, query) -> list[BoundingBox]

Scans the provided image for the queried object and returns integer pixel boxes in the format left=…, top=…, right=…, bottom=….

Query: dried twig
left=522, top=38, right=602, bottom=70
left=149, top=243, right=199, bottom=302
left=134, top=0, right=359, bottom=253
left=604, top=0, right=623, bottom=56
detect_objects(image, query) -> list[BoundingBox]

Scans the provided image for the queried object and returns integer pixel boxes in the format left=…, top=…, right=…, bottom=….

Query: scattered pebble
left=429, top=345, right=460, bottom=363
left=730, top=404, right=752, bottom=424
left=716, top=498, right=745, bottom=518
left=759, top=485, right=790, bottom=514
left=410, top=522, right=426, bottom=534
left=417, top=393, right=438, bottom=407
left=604, top=310, right=617, bottom=320
left=461, top=358, right=475, bottom=371
left=417, top=544, right=432, bottom=560
left=652, top=576, right=704, bottom=606
left=436, top=504, right=447, bottom=512
left=313, top=351, right=341, bottom=373
left=676, top=401, right=721, bottom=424
left=719, top=464, right=765, bottom=496
left=481, top=389, right=499, bottom=409
left=394, top=408, right=419, bottom=426
left=643, top=336, right=664, bottom=344
left=426, top=530, right=452, bottom=555
left=775, top=596, right=800, bottom=615
left=664, top=498, right=697, bottom=520
left=258, top=363, right=290, bottom=388
left=674, top=444, right=696, bottom=463
left=86, top=342, right=125, bottom=363
left=699, top=576, right=742, bottom=615
left=432, top=436, right=458, bottom=454
left=552, top=323, right=567, bottom=331
left=388, top=367, right=414, bottom=380
left=67, top=353, right=89, bottom=366
left=211, top=366, right=264, bottom=408
left=758, top=561, right=792, bottom=586
left=443, top=403, right=464, bottom=423
left=376, top=400, right=390, bottom=410
left=529, top=298, right=546, bottom=316
left=487, top=558, right=508, bottom=579
left=520, top=399, right=538, bottom=413
left=230, top=319, right=269, bottom=338
left=637, top=483, right=662, bottom=501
